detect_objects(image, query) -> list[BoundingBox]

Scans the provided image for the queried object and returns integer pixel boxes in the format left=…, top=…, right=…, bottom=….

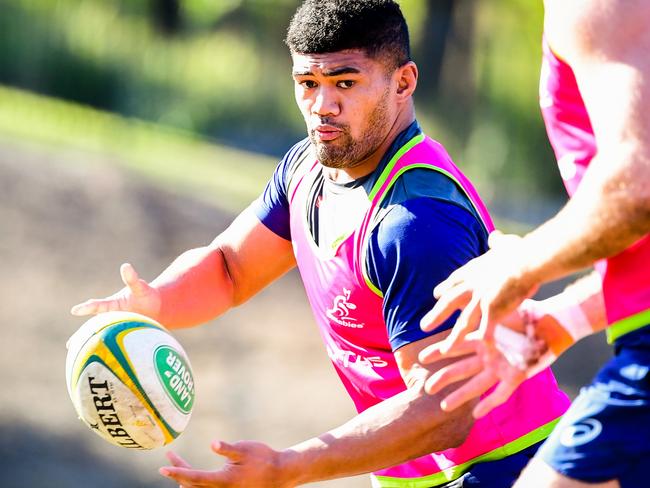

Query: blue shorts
left=437, top=442, right=542, bottom=487
left=538, top=328, right=650, bottom=487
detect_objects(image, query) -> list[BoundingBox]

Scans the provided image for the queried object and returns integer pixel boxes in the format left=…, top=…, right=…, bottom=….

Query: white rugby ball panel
left=66, top=312, right=195, bottom=450
left=122, top=328, right=194, bottom=432
left=74, top=362, right=166, bottom=449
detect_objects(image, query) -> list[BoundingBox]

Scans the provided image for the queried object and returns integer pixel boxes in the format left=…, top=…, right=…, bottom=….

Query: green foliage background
left=0, top=0, right=564, bottom=204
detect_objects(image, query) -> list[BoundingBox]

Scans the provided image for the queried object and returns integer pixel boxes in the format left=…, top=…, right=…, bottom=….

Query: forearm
left=519, top=148, right=650, bottom=287
left=529, top=271, right=607, bottom=357
left=151, top=244, right=235, bottom=329
left=530, top=0, right=650, bottom=287
left=545, top=271, right=607, bottom=333
left=279, top=383, right=474, bottom=485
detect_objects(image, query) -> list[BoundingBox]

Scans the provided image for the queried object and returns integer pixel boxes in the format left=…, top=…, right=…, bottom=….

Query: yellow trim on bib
left=372, top=418, right=561, bottom=488
left=606, top=308, right=650, bottom=343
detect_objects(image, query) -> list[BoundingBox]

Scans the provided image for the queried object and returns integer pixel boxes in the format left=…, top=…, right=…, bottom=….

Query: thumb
left=120, top=263, right=149, bottom=296
left=211, top=440, right=244, bottom=462
left=487, top=230, right=505, bottom=249
left=488, top=230, right=522, bottom=250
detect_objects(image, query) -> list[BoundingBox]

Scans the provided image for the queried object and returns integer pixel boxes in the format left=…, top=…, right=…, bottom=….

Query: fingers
left=472, top=378, right=520, bottom=419
left=476, top=303, right=497, bottom=346
left=120, top=262, right=149, bottom=296
left=71, top=263, right=149, bottom=317
left=487, top=230, right=504, bottom=249
left=440, top=369, right=498, bottom=413
left=70, top=264, right=135, bottom=316
left=166, top=451, right=193, bottom=469
left=211, top=440, right=244, bottom=462
left=487, top=230, right=520, bottom=249
left=424, top=355, right=483, bottom=396
left=70, top=298, right=121, bottom=316
left=70, top=300, right=99, bottom=316
left=421, top=286, right=472, bottom=333
left=432, top=264, right=470, bottom=299
left=438, top=298, right=481, bottom=354
left=419, top=339, right=477, bottom=365
left=159, top=466, right=214, bottom=487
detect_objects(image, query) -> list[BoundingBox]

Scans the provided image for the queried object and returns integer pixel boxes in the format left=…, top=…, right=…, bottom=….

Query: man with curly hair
left=72, top=1, right=569, bottom=486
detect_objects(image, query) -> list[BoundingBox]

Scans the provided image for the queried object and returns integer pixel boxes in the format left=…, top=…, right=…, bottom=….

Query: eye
left=299, top=80, right=318, bottom=89
left=336, top=80, right=355, bottom=89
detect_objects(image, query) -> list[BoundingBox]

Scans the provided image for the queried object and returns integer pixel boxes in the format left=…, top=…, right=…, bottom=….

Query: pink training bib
left=289, top=134, right=569, bottom=487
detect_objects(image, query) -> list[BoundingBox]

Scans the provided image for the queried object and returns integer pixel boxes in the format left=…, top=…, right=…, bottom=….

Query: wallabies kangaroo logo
left=326, top=288, right=364, bottom=328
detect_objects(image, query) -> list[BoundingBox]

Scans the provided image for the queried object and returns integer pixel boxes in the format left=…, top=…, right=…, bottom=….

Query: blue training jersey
left=252, top=121, right=489, bottom=350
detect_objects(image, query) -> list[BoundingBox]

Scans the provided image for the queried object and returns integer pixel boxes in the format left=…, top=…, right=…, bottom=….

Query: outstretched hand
left=420, top=231, right=539, bottom=355
left=160, top=440, right=294, bottom=488
left=70, top=263, right=161, bottom=318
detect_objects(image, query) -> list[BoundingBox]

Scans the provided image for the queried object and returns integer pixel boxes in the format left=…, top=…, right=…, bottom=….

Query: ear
left=395, top=61, right=418, bottom=100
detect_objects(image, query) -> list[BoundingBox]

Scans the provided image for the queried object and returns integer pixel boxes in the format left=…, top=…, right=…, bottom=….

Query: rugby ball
left=66, top=311, right=195, bottom=450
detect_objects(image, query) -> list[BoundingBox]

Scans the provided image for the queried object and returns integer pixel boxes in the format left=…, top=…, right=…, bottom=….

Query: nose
left=311, top=86, right=340, bottom=117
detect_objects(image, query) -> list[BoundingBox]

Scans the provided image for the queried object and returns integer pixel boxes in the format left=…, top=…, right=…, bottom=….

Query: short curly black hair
left=285, top=0, right=411, bottom=70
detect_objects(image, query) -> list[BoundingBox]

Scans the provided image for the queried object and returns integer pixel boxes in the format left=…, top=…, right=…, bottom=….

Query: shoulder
left=251, top=138, right=312, bottom=241
left=378, top=166, right=486, bottom=232
left=366, top=198, right=488, bottom=349
left=544, top=0, right=650, bottom=62
left=372, top=197, right=488, bottom=260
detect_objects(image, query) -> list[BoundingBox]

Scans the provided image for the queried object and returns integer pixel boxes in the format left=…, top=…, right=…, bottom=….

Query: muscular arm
left=153, top=206, right=296, bottom=327
left=71, top=206, right=296, bottom=328
left=161, top=332, right=476, bottom=487
left=279, top=331, right=475, bottom=484
left=522, top=0, right=650, bottom=283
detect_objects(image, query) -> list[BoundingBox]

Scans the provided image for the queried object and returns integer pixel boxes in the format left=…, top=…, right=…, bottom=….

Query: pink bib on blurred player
left=540, top=40, right=650, bottom=342
left=289, top=133, right=570, bottom=487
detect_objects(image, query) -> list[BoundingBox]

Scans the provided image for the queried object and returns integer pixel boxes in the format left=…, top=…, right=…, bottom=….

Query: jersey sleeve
left=251, top=140, right=308, bottom=241
left=366, top=197, right=489, bottom=351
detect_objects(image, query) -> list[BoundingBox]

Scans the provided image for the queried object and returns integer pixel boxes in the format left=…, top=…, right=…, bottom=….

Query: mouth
left=313, top=124, right=343, bottom=142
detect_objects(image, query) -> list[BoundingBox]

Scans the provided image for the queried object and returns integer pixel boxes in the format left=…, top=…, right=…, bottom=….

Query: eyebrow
left=292, top=66, right=362, bottom=77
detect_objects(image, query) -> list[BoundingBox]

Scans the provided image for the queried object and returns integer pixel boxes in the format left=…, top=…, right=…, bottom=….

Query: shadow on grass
left=0, top=421, right=161, bottom=488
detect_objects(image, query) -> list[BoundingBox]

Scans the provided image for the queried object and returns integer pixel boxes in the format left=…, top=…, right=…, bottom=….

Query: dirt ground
left=0, top=140, right=612, bottom=488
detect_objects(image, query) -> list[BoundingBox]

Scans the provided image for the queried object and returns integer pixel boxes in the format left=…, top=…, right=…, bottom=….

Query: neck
left=325, top=106, right=416, bottom=183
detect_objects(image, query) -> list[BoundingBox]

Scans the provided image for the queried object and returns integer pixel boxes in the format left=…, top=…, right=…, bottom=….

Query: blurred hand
left=70, top=263, right=161, bottom=318
left=419, top=300, right=561, bottom=419
left=160, top=440, right=294, bottom=488
left=420, top=230, right=539, bottom=355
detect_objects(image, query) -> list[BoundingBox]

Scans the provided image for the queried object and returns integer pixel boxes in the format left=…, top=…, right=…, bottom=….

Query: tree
left=150, top=0, right=181, bottom=35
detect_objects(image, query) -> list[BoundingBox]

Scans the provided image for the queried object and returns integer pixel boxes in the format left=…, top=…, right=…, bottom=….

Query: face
left=291, top=50, right=398, bottom=169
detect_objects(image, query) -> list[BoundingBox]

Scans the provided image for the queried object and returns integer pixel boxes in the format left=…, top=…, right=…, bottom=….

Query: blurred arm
left=420, top=272, right=607, bottom=418
left=421, top=0, right=650, bottom=365
left=530, top=271, right=607, bottom=357
left=520, top=0, right=650, bottom=284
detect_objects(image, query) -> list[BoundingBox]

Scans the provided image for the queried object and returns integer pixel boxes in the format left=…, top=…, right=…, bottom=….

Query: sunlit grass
left=0, top=86, right=276, bottom=212
left=5, top=0, right=290, bottom=133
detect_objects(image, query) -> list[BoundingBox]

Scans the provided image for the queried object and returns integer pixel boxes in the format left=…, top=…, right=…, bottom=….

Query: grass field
left=0, top=85, right=277, bottom=213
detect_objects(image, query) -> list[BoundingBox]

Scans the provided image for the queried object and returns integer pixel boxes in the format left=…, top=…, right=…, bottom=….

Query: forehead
left=291, top=49, right=383, bottom=76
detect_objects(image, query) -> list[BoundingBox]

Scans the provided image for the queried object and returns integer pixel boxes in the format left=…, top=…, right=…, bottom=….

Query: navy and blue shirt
left=252, top=122, right=489, bottom=350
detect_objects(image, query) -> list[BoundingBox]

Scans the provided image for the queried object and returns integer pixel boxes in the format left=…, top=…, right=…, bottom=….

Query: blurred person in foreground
left=71, top=1, right=569, bottom=487
left=419, top=1, right=650, bottom=487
